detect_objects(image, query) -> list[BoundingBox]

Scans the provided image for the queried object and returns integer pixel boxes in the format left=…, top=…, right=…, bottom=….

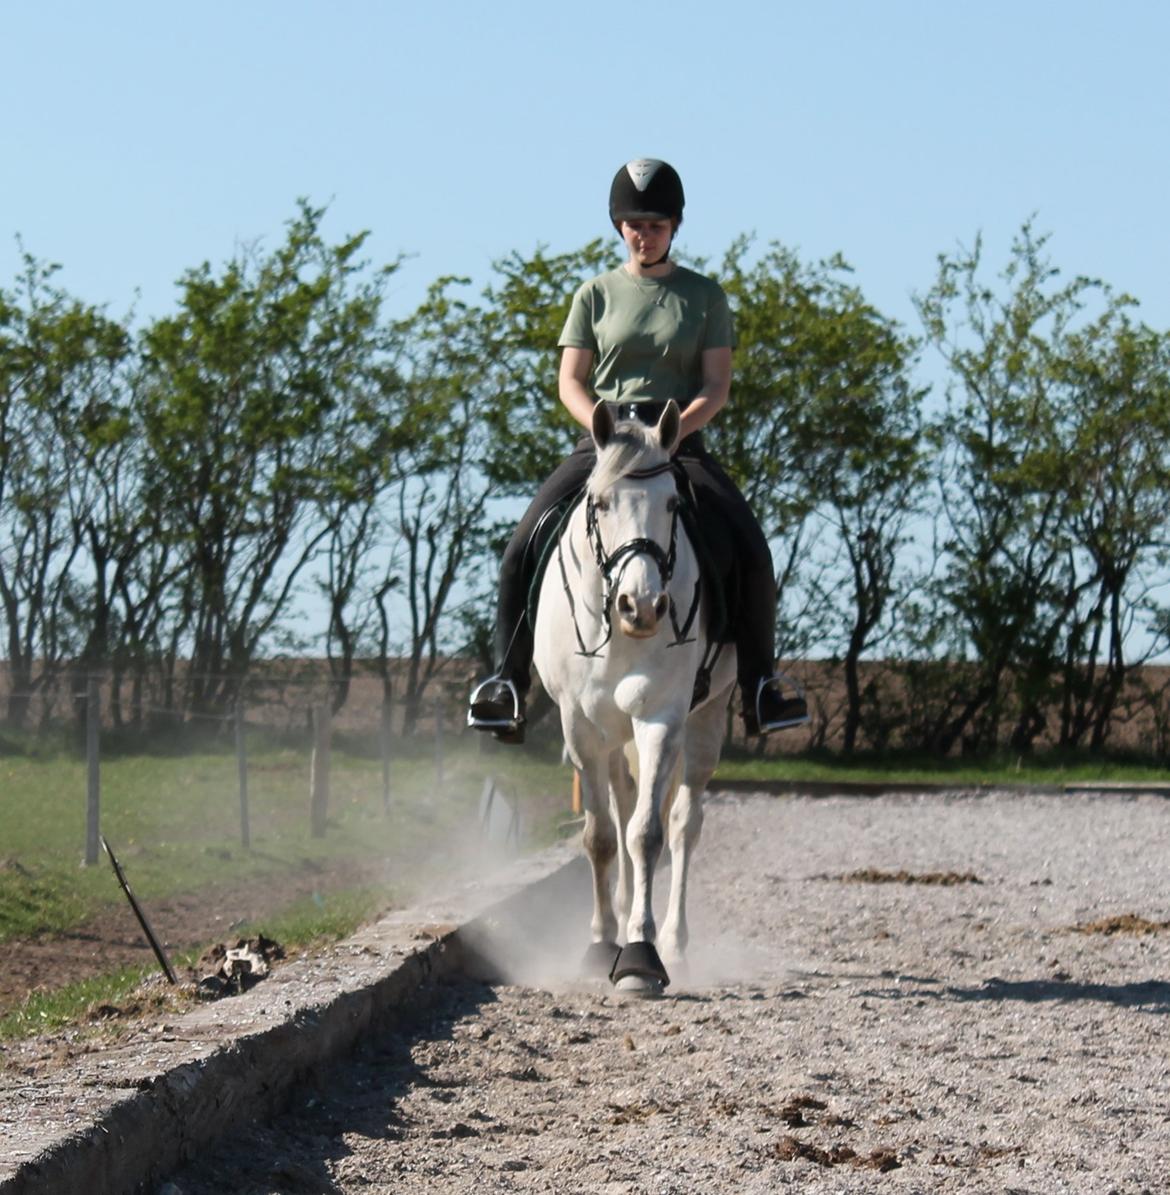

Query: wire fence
left=0, top=659, right=499, bottom=874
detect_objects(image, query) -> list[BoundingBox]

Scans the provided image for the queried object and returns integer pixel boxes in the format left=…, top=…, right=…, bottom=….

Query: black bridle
left=558, top=460, right=701, bottom=658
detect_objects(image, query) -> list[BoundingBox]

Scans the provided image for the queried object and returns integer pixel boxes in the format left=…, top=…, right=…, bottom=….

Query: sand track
left=154, top=789, right=1170, bottom=1194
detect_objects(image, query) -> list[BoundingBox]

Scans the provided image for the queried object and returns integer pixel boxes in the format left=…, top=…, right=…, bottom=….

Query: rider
left=469, top=157, right=808, bottom=743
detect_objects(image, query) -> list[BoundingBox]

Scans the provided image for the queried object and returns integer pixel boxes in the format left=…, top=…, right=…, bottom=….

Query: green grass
left=0, top=960, right=185, bottom=1040
left=232, top=885, right=394, bottom=945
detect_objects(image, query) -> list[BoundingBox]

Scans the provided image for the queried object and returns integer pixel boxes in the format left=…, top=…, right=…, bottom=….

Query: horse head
left=587, top=400, right=683, bottom=640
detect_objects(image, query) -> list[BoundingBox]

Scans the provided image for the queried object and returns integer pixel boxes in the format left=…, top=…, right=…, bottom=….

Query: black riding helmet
left=609, top=158, right=685, bottom=229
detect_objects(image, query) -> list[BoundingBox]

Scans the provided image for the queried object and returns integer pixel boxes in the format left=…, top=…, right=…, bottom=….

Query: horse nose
left=616, top=590, right=669, bottom=637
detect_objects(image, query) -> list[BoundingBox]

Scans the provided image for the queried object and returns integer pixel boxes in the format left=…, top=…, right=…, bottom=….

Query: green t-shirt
left=558, top=265, right=734, bottom=405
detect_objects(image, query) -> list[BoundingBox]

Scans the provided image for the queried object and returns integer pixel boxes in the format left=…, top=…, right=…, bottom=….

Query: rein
left=557, top=459, right=702, bottom=659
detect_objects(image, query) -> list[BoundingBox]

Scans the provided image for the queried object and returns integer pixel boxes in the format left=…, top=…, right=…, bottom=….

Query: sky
left=3, top=0, right=1169, bottom=347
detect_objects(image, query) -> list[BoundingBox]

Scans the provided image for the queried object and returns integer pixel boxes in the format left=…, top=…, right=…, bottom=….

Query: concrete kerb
left=0, top=840, right=582, bottom=1195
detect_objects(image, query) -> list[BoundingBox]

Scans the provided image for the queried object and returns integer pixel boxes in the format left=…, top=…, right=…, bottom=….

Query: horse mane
left=588, top=422, right=671, bottom=497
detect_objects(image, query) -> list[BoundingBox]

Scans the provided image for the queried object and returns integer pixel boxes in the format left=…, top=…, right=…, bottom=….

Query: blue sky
left=3, top=0, right=1168, bottom=342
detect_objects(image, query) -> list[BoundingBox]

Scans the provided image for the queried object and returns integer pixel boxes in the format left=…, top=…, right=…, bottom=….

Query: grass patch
left=0, top=862, right=90, bottom=942
left=0, top=884, right=402, bottom=1043
left=0, top=959, right=194, bottom=1041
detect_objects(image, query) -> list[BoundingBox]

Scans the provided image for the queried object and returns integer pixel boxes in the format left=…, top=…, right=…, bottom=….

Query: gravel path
left=161, top=790, right=1170, bottom=1194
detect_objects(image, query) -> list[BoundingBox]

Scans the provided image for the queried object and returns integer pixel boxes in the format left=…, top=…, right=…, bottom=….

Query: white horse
left=533, top=399, right=736, bottom=995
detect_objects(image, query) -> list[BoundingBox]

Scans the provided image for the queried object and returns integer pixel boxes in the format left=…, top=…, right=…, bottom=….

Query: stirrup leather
left=467, top=676, right=524, bottom=730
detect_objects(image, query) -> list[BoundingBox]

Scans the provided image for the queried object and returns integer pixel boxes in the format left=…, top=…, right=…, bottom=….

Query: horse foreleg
left=624, top=719, right=682, bottom=947
left=660, top=781, right=703, bottom=965
left=578, top=758, right=620, bottom=951
left=608, top=747, right=636, bottom=927
left=660, top=682, right=731, bottom=965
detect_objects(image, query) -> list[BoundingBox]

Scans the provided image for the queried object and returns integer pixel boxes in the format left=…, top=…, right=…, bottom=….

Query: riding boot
left=735, top=561, right=808, bottom=736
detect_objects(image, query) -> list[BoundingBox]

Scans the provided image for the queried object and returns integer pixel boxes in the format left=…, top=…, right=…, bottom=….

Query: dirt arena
left=146, top=788, right=1170, bottom=1194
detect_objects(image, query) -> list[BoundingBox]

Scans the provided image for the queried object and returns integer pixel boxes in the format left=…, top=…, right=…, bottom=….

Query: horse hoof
left=614, top=973, right=666, bottom=999
left=610, top=941, right=670, bottom=993
left=582, top=940, right=621, bottom=980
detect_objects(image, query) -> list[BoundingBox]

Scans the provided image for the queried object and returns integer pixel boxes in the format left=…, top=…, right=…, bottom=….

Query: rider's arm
left=558, top=346, right=598, bottom=429
left=677, top=346, right=732, bottom=440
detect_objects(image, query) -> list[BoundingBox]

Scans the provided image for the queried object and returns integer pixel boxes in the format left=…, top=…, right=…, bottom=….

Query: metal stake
left=102, top=835, right=179, bottom=985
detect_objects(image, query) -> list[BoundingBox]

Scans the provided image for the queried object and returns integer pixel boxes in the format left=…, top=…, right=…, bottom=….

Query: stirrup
left=749, top=674, right=810, bottom=735
left=467, top=676, right=524, bottom=731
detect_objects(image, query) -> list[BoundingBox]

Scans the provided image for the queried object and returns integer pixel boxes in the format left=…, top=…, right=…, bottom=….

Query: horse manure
left=860, top=1148, right=901, bottom=1172
left=775, top=1136, right=856, bottom=1166
left=775, top=1135, right=900, bottom=1172
left=1072, top=913, right=1170, bottom=935
left=836, top=868, right=982, bottom=886
left=778, top=1094, right=828, bottom=1126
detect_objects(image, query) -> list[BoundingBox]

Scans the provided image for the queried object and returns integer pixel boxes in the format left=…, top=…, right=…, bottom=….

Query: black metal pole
left=102, top=835, right=179, bottom=985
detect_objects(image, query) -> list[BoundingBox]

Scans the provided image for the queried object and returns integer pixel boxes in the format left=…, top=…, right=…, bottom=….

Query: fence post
left=380, top=690, right=393, bottom=816
left=235, top=699, right=250, bottom=849
left=310, top=702, right=332, bottom=839
left=84, top=677, right=101, bottom=866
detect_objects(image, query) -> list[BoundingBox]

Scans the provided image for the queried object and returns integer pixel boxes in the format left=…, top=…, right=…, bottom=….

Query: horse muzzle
left=616, top=590, right=670, bottom=638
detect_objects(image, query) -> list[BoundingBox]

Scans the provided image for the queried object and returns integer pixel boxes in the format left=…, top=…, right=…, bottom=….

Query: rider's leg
left=677, top=444, right=808, bottom=735
left=469, top=439, right=596, bottom=740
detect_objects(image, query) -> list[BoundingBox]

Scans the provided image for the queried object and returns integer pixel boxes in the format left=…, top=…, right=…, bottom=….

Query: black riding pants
left=492, top=432, right=777, bottom=694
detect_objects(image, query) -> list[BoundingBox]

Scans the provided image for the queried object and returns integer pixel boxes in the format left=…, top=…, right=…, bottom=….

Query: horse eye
left=666, top=496, right=678, bottom=512
left=594, top=497, right=609, bottom=513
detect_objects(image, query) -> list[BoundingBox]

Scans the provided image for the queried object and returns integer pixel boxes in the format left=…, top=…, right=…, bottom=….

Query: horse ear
left=656, top=400, right=681, bottom=454
left=592, top=400, right=615, bottom=450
